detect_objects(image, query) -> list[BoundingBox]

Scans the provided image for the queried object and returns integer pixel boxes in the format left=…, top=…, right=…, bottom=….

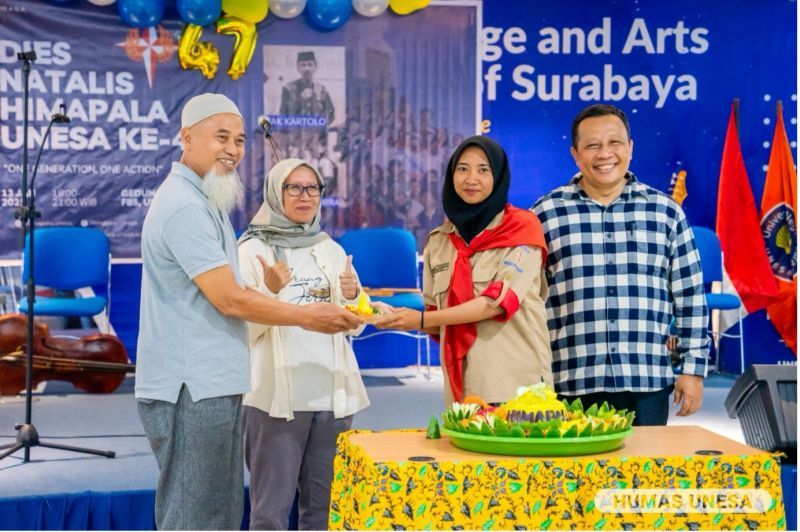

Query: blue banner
left=482, top=0, right=797, bottom=229
left=0, top=0, right=479, bottom=257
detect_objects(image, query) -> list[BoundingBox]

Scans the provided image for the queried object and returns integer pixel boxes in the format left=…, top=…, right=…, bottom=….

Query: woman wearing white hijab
left=238, top=158, right=370, bottom=530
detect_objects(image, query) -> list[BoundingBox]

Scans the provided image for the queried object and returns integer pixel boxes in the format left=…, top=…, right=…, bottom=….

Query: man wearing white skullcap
left=135, top=93, right=361, bottom=530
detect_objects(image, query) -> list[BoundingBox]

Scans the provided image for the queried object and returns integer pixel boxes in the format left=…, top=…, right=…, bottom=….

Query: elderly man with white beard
left=135, top=93, right=361, bottom=531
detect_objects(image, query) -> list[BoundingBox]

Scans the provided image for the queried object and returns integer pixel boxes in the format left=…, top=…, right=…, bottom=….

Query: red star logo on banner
left=116, top=26, right=176, bottom=88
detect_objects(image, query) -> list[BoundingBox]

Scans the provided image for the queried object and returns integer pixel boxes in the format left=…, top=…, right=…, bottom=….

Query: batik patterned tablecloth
left=329, top=426, right=785, bottom=530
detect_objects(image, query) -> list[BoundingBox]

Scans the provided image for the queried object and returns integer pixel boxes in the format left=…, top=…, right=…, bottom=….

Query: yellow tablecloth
left=329, top=425, right=785, bottom=530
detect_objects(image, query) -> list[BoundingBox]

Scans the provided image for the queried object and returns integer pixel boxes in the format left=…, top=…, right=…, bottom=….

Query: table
left=330, top=426, right=786, bottom=530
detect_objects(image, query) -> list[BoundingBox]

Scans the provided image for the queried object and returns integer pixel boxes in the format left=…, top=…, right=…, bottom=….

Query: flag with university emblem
left=761, top=102, right=797, bottom=354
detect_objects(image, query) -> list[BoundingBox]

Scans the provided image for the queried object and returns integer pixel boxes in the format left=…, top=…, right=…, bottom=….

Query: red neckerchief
left=443, top=204, right=546, bottom=402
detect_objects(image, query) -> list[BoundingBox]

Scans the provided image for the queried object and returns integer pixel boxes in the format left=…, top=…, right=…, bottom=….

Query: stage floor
left=1, top=369, right=745, bottom=498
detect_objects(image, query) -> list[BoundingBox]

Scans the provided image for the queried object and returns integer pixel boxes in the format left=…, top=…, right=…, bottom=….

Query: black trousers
left=558, top=384, right=674, bottom=426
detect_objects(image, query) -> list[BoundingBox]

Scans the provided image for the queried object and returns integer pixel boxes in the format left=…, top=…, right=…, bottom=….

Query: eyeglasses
left=282, top=183, right=324, bottom=197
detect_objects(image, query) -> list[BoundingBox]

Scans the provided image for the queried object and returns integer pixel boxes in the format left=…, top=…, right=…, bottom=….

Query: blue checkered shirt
left=532, top=173, right=709, bottom=395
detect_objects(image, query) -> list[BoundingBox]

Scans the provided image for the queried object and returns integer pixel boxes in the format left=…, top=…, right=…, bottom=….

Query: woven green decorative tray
left=441, top=427, right=633, bottom=456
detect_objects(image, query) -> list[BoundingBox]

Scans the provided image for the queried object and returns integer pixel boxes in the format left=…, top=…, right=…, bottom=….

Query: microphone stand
left=0, top=51, right=114, bottom=463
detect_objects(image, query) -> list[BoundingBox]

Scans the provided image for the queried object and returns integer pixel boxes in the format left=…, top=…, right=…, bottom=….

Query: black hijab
left=442, top=135, right=510, bottom=244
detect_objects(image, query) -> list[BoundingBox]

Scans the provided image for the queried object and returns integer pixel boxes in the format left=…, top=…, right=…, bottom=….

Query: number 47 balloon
left=177, top=0, right=265, bottom=79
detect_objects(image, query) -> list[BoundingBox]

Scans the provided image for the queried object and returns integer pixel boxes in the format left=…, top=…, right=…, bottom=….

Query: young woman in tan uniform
left=376, top=136, right=553, bottom=405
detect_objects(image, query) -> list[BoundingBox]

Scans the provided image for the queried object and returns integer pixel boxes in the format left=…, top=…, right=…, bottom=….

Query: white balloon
left=86, top=0, right=117, bottom=5
left=352, top=0, right=388, bottom=17
left=269, top=0, right=306, bottom=19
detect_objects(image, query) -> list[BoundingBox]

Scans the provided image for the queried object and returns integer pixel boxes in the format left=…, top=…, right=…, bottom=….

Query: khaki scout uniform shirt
left=423, top=212, right=553, bottom=405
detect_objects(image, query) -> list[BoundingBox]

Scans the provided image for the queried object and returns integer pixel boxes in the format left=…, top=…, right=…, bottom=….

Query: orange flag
left=761, top=101, right=797, bottom=354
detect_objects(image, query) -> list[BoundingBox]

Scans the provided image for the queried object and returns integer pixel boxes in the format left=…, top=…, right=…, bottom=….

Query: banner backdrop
left=0, top=0, right=479, bottom=257
left=0, top=0, right=796, bottom=260
left=483, top=0, right=797, bottom=227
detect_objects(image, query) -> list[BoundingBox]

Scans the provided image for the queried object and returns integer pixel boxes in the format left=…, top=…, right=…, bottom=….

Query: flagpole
left=732, top=98, right=740, bottom=131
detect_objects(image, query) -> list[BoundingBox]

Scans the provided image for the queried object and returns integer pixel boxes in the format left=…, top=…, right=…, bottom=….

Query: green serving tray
left=441, top=427, right=633, bottom=456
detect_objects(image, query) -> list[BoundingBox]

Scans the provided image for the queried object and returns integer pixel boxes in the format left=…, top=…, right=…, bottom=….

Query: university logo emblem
left=761, top=203, right=797, bottom=282
left=115, top=26, right=176, bottom=89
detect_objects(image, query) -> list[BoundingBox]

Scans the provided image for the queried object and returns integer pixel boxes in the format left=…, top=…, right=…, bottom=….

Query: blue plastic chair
left=692, top=226, right=745, bottom=373
left=19, top=227, right=111, bottom=332
left=338, top=228, right=431, bottom=378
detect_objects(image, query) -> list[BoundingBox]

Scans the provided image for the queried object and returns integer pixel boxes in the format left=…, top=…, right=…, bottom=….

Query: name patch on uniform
left=432, top=263, right=449, bottom=275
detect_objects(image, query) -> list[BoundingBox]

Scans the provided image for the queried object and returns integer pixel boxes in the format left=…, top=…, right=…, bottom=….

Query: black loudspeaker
left=725, top=364, right=797, bottom=463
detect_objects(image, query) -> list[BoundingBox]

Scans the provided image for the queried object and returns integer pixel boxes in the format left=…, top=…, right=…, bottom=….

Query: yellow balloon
left=178, top=24, right=220, bottom=80
left=216, top=17, right=257, bottom=80
left=389, top=0, right=429, bottom=15
left=221, top=0, right=268, bottom=23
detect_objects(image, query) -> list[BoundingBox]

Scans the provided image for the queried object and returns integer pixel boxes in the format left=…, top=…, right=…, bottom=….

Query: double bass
left=0, top=314, right=135, bottom=395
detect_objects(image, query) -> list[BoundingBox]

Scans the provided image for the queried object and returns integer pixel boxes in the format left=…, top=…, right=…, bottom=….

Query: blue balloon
left=177, top=0, right=221, bottom=26
left=305, top=0, right=351, bottom=31
left=118, top=0, right=166, bottom=29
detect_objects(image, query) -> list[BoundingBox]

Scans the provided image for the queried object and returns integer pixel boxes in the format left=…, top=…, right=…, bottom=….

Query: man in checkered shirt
left=532, top=104, right=709, bottom=426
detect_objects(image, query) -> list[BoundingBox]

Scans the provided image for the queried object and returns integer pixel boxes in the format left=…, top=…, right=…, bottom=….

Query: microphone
left=258, top=114, right=283, bottom=162
left=17, top=50, right=37, bottom=61
left=257, top=115, right=271, bottom=137
left=52, top=103, right=70, bottom=124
